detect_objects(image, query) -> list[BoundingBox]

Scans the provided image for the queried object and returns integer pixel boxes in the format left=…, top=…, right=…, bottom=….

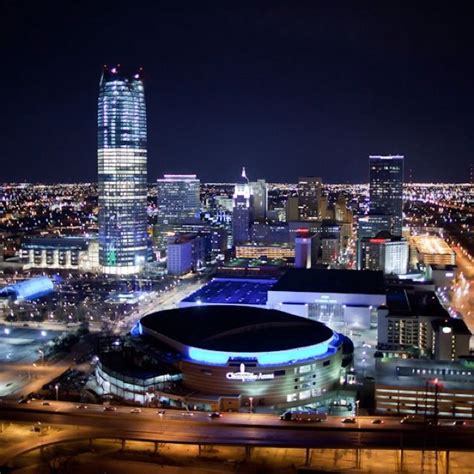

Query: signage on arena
left=226, top=363, right=274, bottom=382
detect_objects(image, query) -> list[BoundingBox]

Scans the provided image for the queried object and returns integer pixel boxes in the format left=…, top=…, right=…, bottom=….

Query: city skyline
left=3, top=2, right=474, bottom=183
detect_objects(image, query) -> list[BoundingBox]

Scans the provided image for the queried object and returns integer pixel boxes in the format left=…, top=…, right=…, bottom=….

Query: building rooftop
left=140, top=305, right=335, bottom=352
left=375, top=358, right=474, bottom=391
left=431, top=318, right=471, bottom=336
left=270, top=268, right=386, bottom=295
left=22, top=237, right=90, bottom=250
left=411, top=235, right=454, bottom=256
left=407, top=291, right=450, bottom=318
left=181, top=278, right=274, bottom=306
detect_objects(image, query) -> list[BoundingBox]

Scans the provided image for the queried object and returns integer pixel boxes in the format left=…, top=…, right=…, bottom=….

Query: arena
left=107, top=305, right=351, bottom=410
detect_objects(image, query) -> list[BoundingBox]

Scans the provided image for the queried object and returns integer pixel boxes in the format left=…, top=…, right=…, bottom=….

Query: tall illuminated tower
left=232, top=167, right=253, bottom=245
left=98, top=65, right=148, bottom=275
left=369, top=155, right=404, bottom=236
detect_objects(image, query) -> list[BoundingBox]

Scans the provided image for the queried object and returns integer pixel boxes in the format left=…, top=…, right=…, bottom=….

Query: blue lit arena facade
left=137, top=306, right=348, bottom=409
left=98, top=66, right=148, bottom=275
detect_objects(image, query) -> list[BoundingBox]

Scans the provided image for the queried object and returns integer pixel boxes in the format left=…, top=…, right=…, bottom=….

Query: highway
left=1, top=400, right=474, bottom=459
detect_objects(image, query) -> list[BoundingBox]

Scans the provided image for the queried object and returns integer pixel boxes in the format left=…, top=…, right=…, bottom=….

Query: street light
left=249, top=397, right=253, bottom=413
left=55, top=384, right=59, bottom=401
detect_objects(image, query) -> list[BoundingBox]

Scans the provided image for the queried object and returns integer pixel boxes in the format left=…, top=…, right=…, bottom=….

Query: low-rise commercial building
left=21, top=237, right=99, bottom=271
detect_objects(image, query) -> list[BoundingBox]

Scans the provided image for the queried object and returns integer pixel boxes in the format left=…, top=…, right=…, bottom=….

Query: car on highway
left=453, top=420, right=467, bottom=426
left=181, top=411, right=194, bottom=416
left=341, top=418, right=356, bottom=424
left=130, top=408, right=141, bottom=414
left=371, top=419, right=384, bottom=424
left=76, top=404, right=88, bottom=409
left=280, top=411, right=326, bottom=422
left=157, top=410, right=166, bottom=416
left=208, top=412, right=221, bottom=418
left=400, top=415, right=424, bottom=425
left=42, top=401, right=51, bottom=406
left=103, top=405, right=117, bottom=411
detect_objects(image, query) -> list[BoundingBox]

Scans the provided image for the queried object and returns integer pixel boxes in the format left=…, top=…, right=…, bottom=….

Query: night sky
left=2, top=1, right=474, bottom=183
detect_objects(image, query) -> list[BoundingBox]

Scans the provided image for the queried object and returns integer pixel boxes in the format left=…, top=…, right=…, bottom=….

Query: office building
left=358, top=232, right=409, bottom=275
left=358, top=214, right=392, bottom=240
left=369, top=155, right=404, bottom=236
left=156, top=174, right=201, bottom=225
left=167, top=236, right=192, bottom=276
left=295, top=235, right=316, bottom=269
left=321, top=238, right=339, bottom=266
left=232, top=167, right=253, bottom=245
left=235, top=243, right=294, bottom=260
left=298, top=177, right=322, bottom=220
left=285, top=196, right=299, bottom=222
left=250, top=222, right=289, bottom=244
left=167, top=234, right=206, bottom=276
left=249, top=179, right=267, bottom=221
left=98, top=66, right=148, bottom=275
left=334, top=194, right=349, bottom=223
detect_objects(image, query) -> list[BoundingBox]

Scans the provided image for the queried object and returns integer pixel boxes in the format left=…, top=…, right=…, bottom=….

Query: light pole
left=355, top=400, right=360, bottom=418
left=249, top=397, right=253, bottom=413
left=38, top=349, right=44, bottom=365
left=55, top=384, right=59, bottom=401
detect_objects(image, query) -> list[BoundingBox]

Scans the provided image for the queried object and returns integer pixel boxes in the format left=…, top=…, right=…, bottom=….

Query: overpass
left=0, top=403, right=473, bottom=471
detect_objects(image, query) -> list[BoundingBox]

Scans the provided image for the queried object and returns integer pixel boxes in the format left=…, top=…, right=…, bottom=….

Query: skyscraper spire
left=241, top=166, right=248, bottom=183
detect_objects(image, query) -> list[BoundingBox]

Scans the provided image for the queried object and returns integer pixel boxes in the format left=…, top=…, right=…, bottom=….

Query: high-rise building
left=157, top=174, right=200, bottom=225
left=297, top=177, right=322, bottom=219
left=249, top=179, right=267, bottom=221
left=232, top=167, right=253, bottom=245
left=285, top=196, right=299, bottom=222
left=98, top=66, right=148, bottom=275
left=369, top=155, right=404, bottom=236
left=358, top=232, right=409, bottom=275
left=295, top=235, right=316, bottom=269
left=358, top=214, right=392, bottom=240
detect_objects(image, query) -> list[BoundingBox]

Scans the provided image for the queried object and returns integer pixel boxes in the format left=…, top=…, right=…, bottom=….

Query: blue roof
left=181, top=278, right=276, bottom=306
left=0, top=277, right=55, bottom=300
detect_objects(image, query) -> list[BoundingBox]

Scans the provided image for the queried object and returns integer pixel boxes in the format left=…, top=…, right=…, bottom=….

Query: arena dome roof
left=140, top=305, right=334, bottom=354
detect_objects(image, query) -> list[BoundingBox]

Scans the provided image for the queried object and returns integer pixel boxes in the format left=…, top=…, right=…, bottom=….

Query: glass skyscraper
left=98, top=66, right=148, bottom=275
left=369, top=155, right=404, bottom=236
